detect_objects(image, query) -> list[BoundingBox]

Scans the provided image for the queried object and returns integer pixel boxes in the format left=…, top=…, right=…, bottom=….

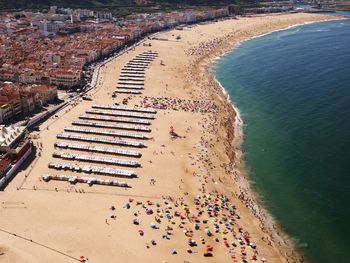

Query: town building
left=31, top=85, right=57, bottom=104
left=0, top=6, right=231, bottom=92
left=0, top=82, right=58, bottom=124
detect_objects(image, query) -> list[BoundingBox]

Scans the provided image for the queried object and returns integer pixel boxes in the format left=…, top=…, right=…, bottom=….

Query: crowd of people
left=186, top=36, right=228, bottom=57
left=139, top=96, right=218, bottom=114
left=107, top=193, right=268, bottom=262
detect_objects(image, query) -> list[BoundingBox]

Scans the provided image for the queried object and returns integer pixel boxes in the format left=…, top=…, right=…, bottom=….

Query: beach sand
left=0, top=13, right=338, bottom=263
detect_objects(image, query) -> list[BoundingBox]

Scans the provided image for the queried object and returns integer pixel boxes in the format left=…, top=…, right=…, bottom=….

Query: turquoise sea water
left=215, top=18, right=350, bottom=263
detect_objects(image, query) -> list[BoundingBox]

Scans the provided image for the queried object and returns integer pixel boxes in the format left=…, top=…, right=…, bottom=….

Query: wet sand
left=0, top=13, right=338, bottom=263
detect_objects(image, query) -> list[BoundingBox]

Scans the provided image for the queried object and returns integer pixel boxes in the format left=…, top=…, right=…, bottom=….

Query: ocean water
left=215, top=19, right=350, bottom=263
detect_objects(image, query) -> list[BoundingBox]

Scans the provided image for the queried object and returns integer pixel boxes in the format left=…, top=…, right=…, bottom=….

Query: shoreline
left=210, top=38, right=299, bottom=263
left=190, top=13, right=343, bottom=262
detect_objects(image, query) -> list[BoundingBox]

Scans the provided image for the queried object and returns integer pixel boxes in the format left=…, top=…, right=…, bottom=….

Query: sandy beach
left=0, top=12, right=338, bottom=263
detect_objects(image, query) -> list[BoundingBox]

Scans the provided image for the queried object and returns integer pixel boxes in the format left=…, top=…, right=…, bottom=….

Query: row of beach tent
left=86, top=109, right=155, bottom=119
left=57, top=133, right=146, bottom=148
left=92, top=104, right=157, bottom=114
left=119, top=71, right=144, bottom=76
left=64, top=126, right=150, bottom=140
left=42, top=174, right=130, bottom=187
left=72, top=120, right=151, bottom=132
left=118, top=79, right=145, bottom=84
left=79, top=114, right=151, bottom=125
left=48, top=162, right=136, bottom=178
left=119, top=75, right=145, bottom=80
left=53, top=151, right=140, bottom=167
left=116, top=85, right=144, bottom=91
left=54, top=142, right=142, bottom=157
left=114, top=89, right=142, bottom=94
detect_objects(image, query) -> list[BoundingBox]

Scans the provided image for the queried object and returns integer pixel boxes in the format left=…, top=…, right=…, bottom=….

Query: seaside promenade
left=0, top=12, right=337, bottom=263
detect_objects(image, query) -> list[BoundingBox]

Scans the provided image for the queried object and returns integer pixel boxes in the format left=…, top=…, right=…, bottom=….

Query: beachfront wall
left=0, top=142, right=33, bottom=190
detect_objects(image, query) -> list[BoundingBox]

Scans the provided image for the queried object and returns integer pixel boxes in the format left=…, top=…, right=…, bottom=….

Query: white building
left=50, top=70, right=82, bottom=87
left=39, top=20, right=62, bottom=33
left=96, top=12, right=113, bottom=20
left=0, top=125, right=26, bottom=152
